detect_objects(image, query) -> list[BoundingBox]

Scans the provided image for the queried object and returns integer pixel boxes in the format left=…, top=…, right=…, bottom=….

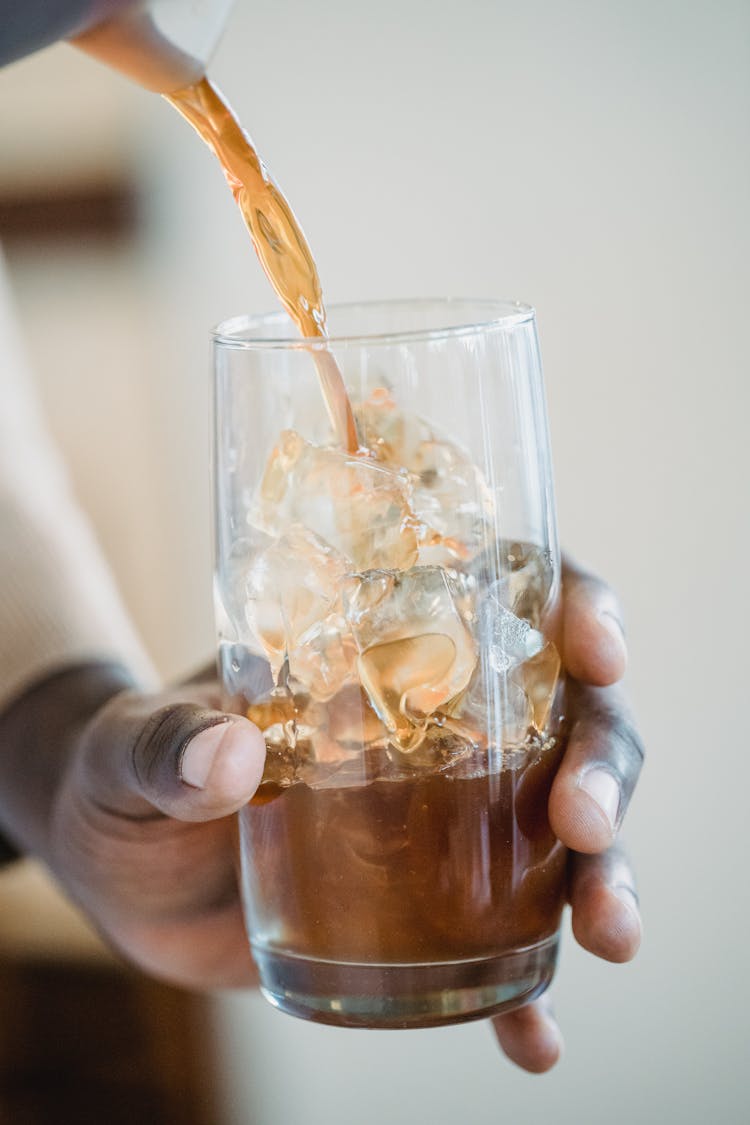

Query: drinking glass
left=213, top=299, right=567, bottom=1028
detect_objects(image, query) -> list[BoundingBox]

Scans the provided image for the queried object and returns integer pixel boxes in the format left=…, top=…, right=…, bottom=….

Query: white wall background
left=2, top=0, right=749, bottom=1121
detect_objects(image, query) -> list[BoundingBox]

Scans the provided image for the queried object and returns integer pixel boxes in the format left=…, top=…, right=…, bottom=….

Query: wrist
left=0, top=661, right=139, bottom=860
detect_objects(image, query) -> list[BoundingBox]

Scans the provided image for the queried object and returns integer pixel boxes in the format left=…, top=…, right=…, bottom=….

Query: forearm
left=0, top=661, right=137, bottom=861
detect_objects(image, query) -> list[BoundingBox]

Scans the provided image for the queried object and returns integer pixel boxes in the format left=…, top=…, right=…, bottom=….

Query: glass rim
left=212, top=297, right=535, bottom=350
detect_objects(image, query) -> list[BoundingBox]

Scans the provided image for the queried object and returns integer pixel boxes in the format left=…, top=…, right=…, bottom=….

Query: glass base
left=252, top=934, right=559, bottom=1029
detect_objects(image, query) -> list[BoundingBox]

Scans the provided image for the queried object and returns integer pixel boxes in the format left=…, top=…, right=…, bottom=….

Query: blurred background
left=0, top=0, right=748, bottom=1121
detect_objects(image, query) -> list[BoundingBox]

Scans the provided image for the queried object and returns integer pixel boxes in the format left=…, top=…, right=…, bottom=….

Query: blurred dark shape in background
left=0, top=957, right=220, bottom=1124
left=0, top=182, right=137, bottom=245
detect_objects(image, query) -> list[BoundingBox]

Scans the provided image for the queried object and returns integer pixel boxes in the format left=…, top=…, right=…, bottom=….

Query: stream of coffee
left=167, top=77, right=359, bottom=452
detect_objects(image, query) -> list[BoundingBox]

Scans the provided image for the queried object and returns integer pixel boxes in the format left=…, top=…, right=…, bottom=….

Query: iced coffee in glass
left=213, top=298, right=566, bottom=1028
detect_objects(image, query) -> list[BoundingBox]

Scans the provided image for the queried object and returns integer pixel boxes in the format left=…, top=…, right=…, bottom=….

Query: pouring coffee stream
left=0, top=0, right=359, bottom=451
left=165, top=77, right=360, bottom=453
left=85, top=2, right=359, bottom=451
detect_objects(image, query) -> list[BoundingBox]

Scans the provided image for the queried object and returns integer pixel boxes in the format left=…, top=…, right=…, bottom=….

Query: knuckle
left=575, top=570, right=626, bottom=630
left=573, top=845, right=638, bottom=904
left=577, top=703, right=644, bottom=765
left=613, top=719, right=646, bottom=772
left=612, top=881, right=640, bottom=910
left=575, top=699, right=622, bottom=736
left=571, top=702, right=645, bottom=787
left=588, top=572, right=615, bottom=600
left=602, top=841, right=637, bottom=883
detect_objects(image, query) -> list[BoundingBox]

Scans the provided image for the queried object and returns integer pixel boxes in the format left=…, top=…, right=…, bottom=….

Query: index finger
left=561, top=556, right=628, bottom=686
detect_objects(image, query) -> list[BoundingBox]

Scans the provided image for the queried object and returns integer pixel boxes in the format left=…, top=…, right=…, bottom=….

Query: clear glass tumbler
left=213, top=299, right=567, bottom=1029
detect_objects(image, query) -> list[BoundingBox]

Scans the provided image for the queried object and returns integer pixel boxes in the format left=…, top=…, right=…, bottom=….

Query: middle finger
left=549, top=680, right=645, bottom=854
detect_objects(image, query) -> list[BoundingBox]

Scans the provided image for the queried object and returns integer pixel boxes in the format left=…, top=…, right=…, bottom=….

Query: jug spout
left=72, top=1, right=235, bottom=92
left=0, top=1, right=234, bottom=93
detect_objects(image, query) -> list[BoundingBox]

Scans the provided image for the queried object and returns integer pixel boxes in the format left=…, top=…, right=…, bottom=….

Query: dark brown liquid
left=167, top=78, right=359, bottom=452
left=241, top=739, right=566, bottom=965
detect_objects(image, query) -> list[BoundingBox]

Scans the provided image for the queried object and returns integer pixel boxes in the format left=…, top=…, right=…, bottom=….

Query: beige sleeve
left=0, top=252, right=156, bottom=713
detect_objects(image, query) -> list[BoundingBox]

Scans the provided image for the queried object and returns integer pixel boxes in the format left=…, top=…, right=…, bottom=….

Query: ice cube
left=354, top=392, right=494, bottom=564
left=514, top=640, right=561, bottom=731
left=451, top=658, right=534, bottom=751
left=451, top=577, right=560, bottom=744
left=245, top=691, right=298, bottom=738
left=245, top=690, right=307, bottom=786
left=251, top=429, right=418, bottom=570
left=479, top=582, right=545, bottom=674
left=245, top=525, right=349, bottom=671
left=470, top=541, right=555, bottom=628
left=452, top=635, right=561, bottom=748
left=287, top=613, right=357, bottom=701
left=343, top=566, right=477, bottom=750
left=410, top=439, right=494, bottom=560
left=354, top=388, right=432, bottom=467
left=325, top=684, right=389, bottom=748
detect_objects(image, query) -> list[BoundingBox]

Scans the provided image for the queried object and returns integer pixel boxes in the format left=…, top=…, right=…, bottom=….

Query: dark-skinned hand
left=0, top=557, right=643, bottom=1072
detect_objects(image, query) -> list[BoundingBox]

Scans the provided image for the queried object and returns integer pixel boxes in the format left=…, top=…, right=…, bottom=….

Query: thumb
left=78, top=693, right=266, bottom=823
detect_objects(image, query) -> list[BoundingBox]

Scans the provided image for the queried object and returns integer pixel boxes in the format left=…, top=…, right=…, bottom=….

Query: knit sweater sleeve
left=0, top=252, right=155, bottom=715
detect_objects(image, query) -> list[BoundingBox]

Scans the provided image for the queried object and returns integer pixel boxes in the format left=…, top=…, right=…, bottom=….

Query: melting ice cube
left=470, top=540, right=555, bottom=629
left=451, top=660, right=534, bottom=751
left=245, top=525, right=348, bottom=668
left=449, top=578, right=561, bottom=747
left=287, top=613, right=357, bottom=702
left=514, top=641, right=561, bottom=731
left=251, top=429, right=418, bottom=570
left=479, top=582, right=545, bottom=674
left=410, top=439, right=494, bottom=561
left=325, top=685, right=389, bottom=748
left=343, top=566, right=477, bottom=750
left=354, top=390, right=494, bottom=564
